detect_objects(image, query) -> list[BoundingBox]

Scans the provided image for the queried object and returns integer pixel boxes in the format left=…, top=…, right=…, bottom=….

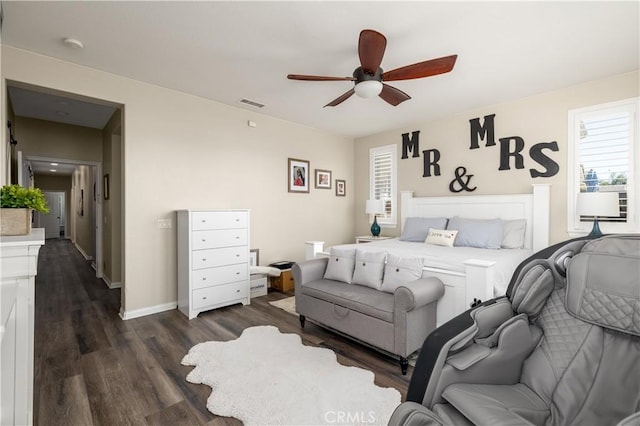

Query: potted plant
left=1, top=184, right=50, bottom=236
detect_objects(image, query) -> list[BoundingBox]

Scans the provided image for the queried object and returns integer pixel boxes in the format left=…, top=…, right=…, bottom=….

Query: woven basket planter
left=0, top=208, right=32, bottom=236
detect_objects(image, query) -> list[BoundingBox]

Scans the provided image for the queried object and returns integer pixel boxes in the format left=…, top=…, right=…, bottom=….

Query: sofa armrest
left=292, top=257, right=328, bottom=289
left=395, top=277, right=444, bottom=312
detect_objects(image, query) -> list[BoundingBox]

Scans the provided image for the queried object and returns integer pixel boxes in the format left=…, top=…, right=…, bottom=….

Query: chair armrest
left=388, top=402, right=444, bottom=426
left=292, top=257, right=328, bottom=288
left=395, top=277, right=444, bottom=311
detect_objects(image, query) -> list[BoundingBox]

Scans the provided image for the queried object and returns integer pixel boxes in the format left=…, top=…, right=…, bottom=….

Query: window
left=369, top=144, right=397, bottom=226
left=567, top=98, right=639, bottom=235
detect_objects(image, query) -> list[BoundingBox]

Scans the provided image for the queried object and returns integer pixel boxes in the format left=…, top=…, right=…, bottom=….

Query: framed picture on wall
left=250, top=249, right=259, bottom=267
left=104, top=174, right=110, bottom=200
left=335, top=179, right=346, bottom=197
left=288, top=158, right=310, bottom=193
left=314, top=169, right=332, bottom=189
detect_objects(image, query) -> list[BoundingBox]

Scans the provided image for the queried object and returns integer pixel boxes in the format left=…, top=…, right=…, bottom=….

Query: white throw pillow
left=425, top=228, right=458, bottom=247
left=323, top=247, right=356, bottom=284
left=381, top=253, right=425, bottom=293
left=351, top=250, right=387, bottom=290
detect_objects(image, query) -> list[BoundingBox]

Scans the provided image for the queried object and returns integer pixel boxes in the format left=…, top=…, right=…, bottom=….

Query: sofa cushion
left=323, top=247, right=356, bottom=284
left=301, top=279, right=394, bottom=323
left=381, top=254, right=424, bottom=293
left=352, top=250, right=387, bottom=290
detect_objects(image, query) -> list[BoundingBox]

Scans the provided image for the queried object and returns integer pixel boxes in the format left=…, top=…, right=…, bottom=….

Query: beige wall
left=13, top=116, right=103, bottom=162
left=102, top=111, right=122, bottom=285
left=354, top=71, right=639, bottom=244
left=1, top=46, right=355, bottom=316
left=72, top=165, right=95, bottom=258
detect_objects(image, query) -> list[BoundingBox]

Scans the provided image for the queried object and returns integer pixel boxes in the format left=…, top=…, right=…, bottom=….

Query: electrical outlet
left=157, top=219, right=172, bottom=229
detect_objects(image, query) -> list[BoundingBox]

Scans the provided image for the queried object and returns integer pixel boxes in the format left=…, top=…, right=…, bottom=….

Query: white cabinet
left=1, top=228, right=45, bottom=426
left=177, top=210, right=250, bottom=319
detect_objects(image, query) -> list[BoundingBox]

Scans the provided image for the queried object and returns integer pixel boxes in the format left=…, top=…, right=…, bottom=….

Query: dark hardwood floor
left=34, top=239, right=411, bottom=425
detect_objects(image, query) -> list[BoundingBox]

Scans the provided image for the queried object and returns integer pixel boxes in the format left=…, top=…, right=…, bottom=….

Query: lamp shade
left=354, top=80, right=383, bottom=98
left=577, top=192, right=620, bottom=217
left=365, top=199, right=385, bottom=215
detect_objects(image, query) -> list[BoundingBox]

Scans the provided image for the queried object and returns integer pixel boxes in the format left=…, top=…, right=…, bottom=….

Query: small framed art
left=288, top=158, right=310, bottom=193
left=336, top=179, right=346, bottom=197
left=250, top=249, right=260, bottom=267
left=314, top=169, right=332, bottom=189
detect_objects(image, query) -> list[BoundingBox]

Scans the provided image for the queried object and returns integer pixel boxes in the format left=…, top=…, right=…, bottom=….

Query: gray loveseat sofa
left=292, top=252, right=444, bottom=374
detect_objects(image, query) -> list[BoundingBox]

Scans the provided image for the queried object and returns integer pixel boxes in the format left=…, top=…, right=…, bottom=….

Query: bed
left=305, top=184, right=550, bottom=326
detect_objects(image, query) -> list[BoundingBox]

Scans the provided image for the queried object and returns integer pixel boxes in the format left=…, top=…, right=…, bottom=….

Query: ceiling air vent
left=240, top=99, right=265, bottom=108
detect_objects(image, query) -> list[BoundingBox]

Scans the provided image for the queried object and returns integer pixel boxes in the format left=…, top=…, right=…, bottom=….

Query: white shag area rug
left=182, top=325, right=401, bottom=425
left=269, top=296, right=297, bottom=316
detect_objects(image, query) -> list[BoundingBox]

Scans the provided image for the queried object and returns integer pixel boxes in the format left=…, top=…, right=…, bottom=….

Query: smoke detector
left=63, top=38, right=84, bottom=49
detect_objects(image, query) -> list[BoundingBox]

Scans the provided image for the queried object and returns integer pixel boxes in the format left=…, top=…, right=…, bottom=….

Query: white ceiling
left=1, top=1, right=638, bottom=139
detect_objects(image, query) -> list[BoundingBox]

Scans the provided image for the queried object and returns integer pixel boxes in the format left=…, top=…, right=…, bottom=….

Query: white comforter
left=329, top=238, right=532, bottom=296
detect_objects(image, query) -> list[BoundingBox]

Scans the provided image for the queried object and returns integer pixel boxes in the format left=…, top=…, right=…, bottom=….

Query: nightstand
left=270, top=268, right=295, bottom=293
left=355, top=236, right=393, bottom=244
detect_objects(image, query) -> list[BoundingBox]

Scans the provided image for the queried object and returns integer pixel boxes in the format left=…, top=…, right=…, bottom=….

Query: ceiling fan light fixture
left=354, top=80, right=383, bottom=98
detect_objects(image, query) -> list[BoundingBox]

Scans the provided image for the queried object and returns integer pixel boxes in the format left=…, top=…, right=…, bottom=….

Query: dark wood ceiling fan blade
left=358, top=29, right=387, bottom=74
left=379, top=84, right=411, bottom=106
left=382, top=54, right=458, bottom=82
left=324, top=89, right=355, bottom=107
left=287, top=74, right=355, bottom=81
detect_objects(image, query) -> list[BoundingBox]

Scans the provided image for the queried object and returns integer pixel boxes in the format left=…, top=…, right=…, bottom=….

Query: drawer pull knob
left=236, top=254, right=240, bottom=257
left=201, top=219, right=207, bottom=223
left=236, top=272, right=240, bottom=275
left=202, top=239, right=206, bottom=242
left=202, top=258, right=207, bottom=262
left=236, top=289, right=240, bottom=293
left=203, top=296, right=207, bottom=300
left=202, top=277, right=207, bottom=281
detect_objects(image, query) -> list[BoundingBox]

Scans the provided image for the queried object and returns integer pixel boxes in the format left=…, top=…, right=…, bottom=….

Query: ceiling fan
left=287, top=29, right=457, bottom=107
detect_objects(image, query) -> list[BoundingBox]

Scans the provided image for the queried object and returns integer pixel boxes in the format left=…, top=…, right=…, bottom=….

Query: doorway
left=40, top=191, right=65, bottom=239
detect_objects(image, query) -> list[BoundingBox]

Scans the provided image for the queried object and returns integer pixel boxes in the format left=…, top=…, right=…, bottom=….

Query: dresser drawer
left=191, top=229, right=247, bottom=250
left=192, top=246, right=248, bottom=270
left=192, top=281, right=248, bottom=309
left=192, top=264, right=248, bottom=290
left=191, top=211, right=248, bottom=231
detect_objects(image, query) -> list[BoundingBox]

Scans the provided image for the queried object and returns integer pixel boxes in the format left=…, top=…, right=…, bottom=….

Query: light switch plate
left=157, top=219, right=172, bottom=229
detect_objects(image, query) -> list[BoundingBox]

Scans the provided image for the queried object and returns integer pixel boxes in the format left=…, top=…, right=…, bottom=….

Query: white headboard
left=400, top=184, right=550, bottom=251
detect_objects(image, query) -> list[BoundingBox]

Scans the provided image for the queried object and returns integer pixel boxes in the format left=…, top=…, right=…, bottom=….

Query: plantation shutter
left=578, top=109, right=630, bottom=223
left=370, top=145, right=396, bottom=224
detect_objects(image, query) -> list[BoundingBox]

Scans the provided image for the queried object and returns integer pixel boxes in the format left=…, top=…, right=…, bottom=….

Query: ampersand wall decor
left=449, top=166, right=477, bottom=193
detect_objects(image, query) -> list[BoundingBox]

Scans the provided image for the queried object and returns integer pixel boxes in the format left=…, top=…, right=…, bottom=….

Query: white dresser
left=177, top=210, right=250, bottom=319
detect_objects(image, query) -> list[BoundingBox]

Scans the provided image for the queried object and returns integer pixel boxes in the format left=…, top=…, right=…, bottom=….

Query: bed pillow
left=351, top=250, right=387, bottom=290
left=400, top=217, right=449, bottom=242
left=324, top=247, right=356, bottom=284
left=425, top=228, right=458, bottom=247
left=381, top=253, right=425, bottom=293
left=447, top=217, right=504, bottom=249
left=502, top=219, right=527, bottom=249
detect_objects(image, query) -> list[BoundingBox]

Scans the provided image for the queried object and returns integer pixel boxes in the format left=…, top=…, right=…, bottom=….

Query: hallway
left=33, top=239, right=410, bottom=425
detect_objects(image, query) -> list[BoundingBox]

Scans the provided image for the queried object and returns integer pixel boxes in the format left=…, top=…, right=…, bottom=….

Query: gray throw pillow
left=447, top=217, right=504, bottom=249
left=381, top=253, right=424, bottom=293
left=502, top=219, right=527, bottom=249
left=323, top=247, right=356, bottom=284
left=400, top=217, right=449, bottom=242
left=351, top=250, right=387, bottom=290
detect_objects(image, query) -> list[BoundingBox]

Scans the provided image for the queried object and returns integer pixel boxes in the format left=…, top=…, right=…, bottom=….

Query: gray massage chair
left=389, top=234, right=640, bottom=426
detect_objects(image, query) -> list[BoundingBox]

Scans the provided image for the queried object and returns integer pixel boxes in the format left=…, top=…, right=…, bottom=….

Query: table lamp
left=365, top=199, right=385, bottom=237
left=576, top=192, right=619, bottom=237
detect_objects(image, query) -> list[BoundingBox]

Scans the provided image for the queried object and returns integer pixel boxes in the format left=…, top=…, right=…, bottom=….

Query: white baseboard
left=119, top=301, right=177, bottom=320
left=102, top=275, right=122, bottom=289
left=74, top=243, right=94, bottom=261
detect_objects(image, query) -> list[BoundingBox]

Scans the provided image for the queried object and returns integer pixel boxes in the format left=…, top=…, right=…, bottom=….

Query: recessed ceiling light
left=50, top=162, right=58, bottom=166
left=50, top=169, right=57, bottom=172
left=63, top=38, right=84, bottom=49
